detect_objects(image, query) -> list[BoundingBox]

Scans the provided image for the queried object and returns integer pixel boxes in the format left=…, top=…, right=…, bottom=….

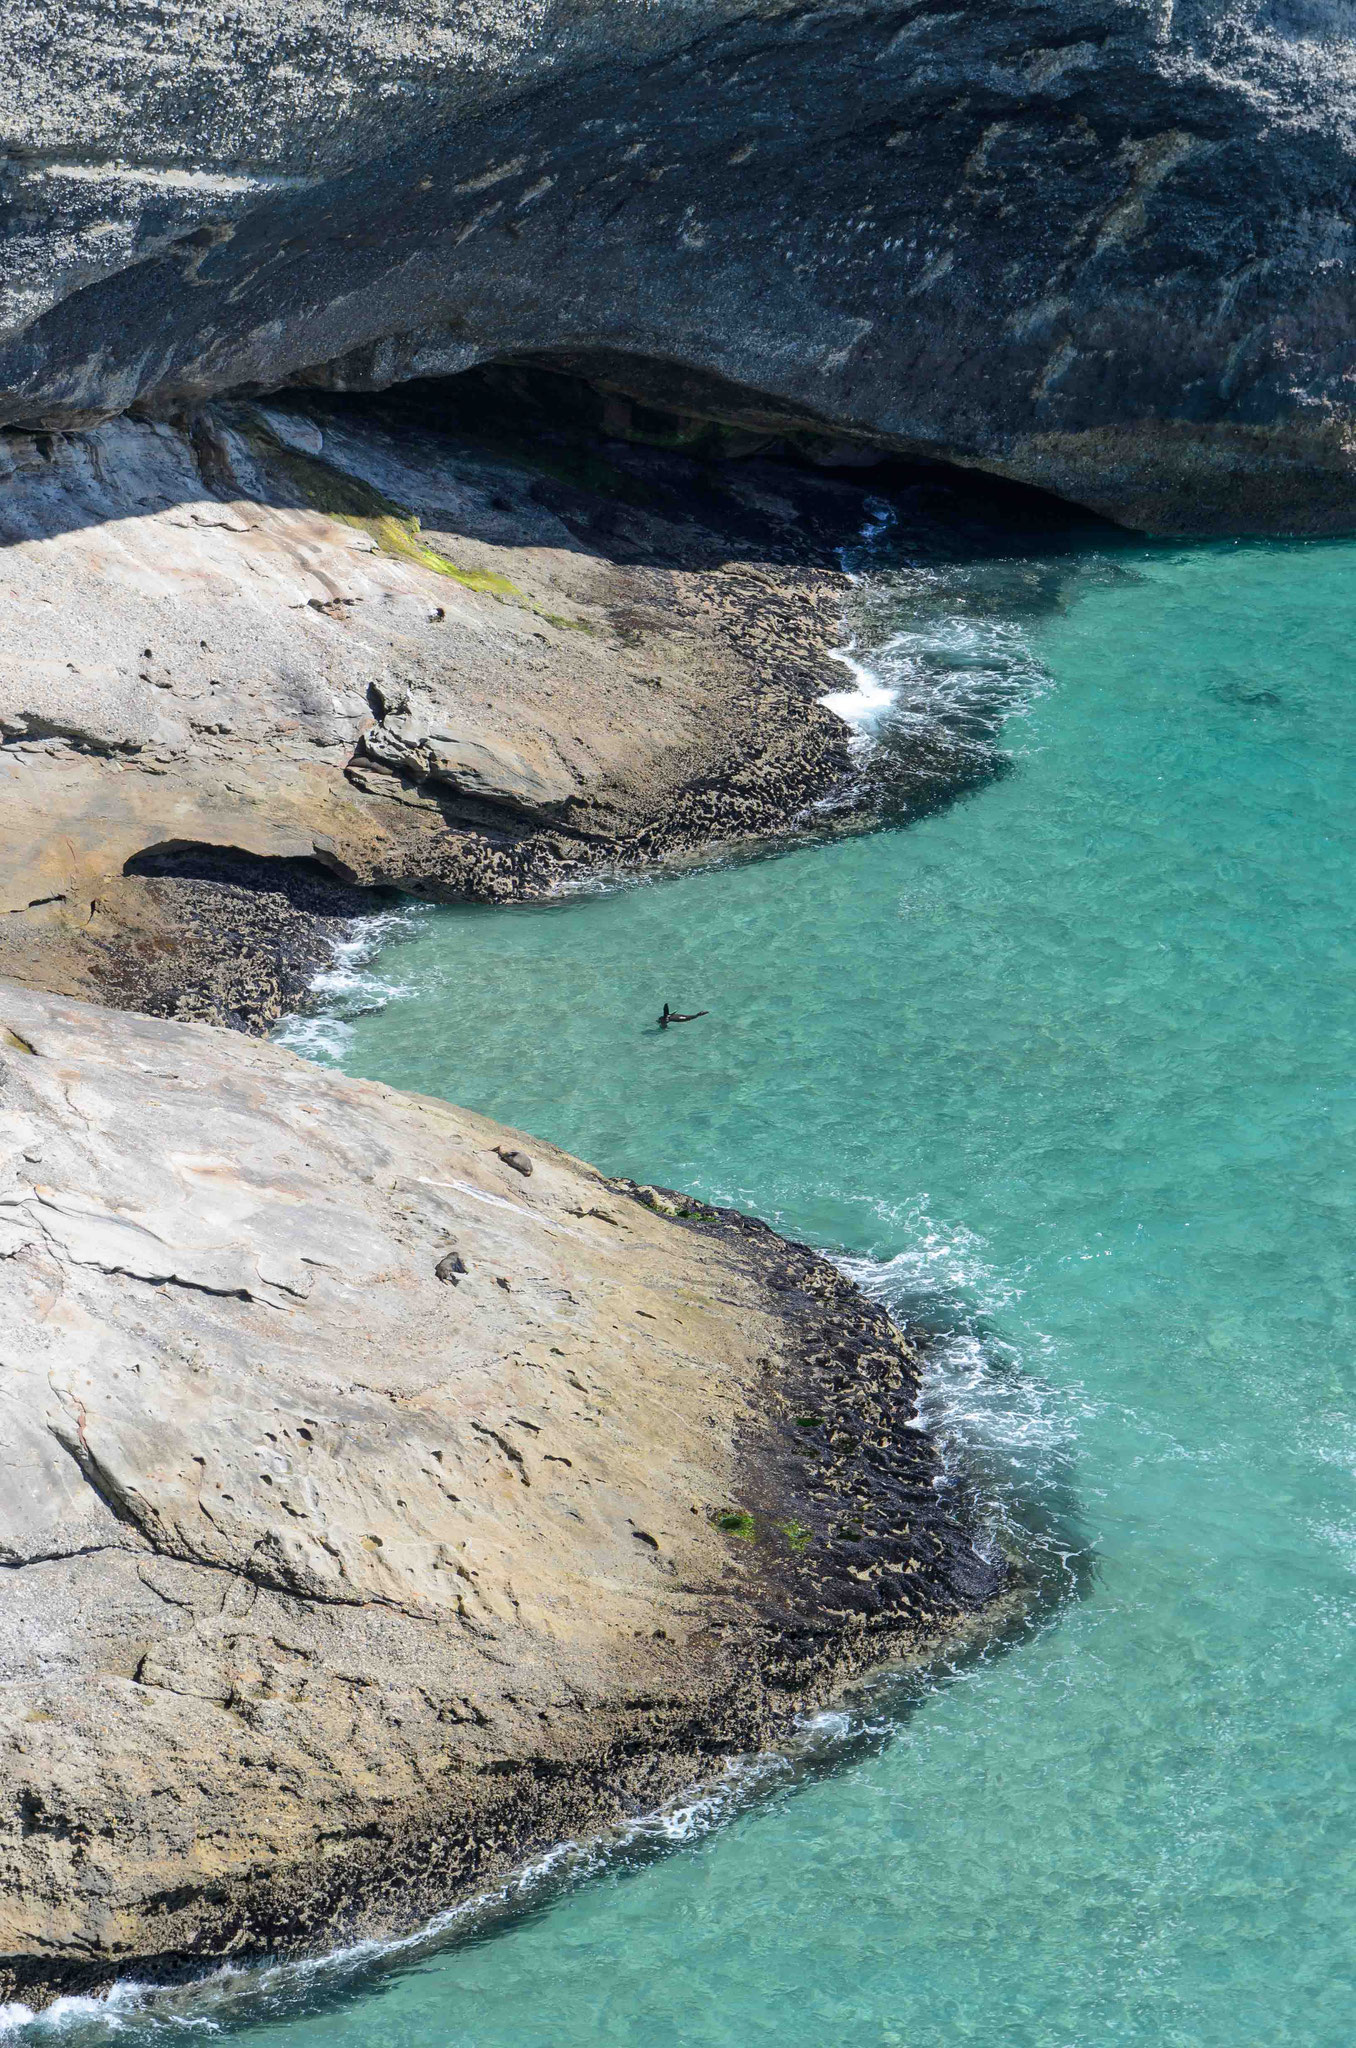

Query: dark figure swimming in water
left=658, top=1003, right=709, bottom=1028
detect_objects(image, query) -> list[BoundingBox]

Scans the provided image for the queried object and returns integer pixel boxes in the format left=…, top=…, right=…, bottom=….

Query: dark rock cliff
left=4, top=0, right=1356, bottom=531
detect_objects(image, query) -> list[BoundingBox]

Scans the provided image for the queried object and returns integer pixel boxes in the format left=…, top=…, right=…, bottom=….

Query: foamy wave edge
left=0, top=1709, right=888, bottom=2040
left=274, top=899, right=432, bottom=1064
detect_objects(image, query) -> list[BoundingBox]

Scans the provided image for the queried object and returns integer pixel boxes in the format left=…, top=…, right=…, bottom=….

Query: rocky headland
left=0, top=984, right=1003, bottom=2005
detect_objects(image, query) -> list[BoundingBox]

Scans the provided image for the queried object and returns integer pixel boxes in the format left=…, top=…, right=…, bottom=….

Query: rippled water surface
left=34, top=508, right=1356, bottom=2045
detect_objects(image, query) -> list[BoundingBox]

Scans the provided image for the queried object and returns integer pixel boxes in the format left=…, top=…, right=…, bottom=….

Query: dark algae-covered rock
left=613, top=1185, right=1006, bottom=1698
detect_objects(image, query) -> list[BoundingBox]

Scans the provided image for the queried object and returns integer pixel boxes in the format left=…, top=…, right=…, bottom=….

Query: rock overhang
left=4, top=0, right=1356, bottom=530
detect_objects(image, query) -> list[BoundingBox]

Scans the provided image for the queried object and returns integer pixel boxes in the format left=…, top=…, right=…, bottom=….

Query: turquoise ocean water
left=25, top=503, right=1356, bottom=2044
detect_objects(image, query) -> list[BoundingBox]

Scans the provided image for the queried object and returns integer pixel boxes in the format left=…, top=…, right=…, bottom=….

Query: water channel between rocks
left=27, top=497, right=1356, bottom=2046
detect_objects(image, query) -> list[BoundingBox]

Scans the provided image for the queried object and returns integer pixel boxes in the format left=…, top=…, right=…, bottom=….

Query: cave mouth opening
left=273, top=350, right=1109, bottom=549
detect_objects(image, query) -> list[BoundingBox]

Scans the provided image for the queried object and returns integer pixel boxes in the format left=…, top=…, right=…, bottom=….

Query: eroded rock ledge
left=0, top=982, right=1005, bottom=2005
left=0, top=391, right=871, bottom=1029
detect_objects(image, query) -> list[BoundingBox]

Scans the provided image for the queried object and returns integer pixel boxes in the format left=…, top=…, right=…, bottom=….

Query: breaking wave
left=275, top=900, right=432, bottom=1066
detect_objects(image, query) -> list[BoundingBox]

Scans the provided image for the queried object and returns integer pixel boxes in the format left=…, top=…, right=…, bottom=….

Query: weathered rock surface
left=0, top=981, right=1003, bottom=2004
left=0, top=394, right=861, bottom=1027
left=5, top=0, right=1356, bottom=530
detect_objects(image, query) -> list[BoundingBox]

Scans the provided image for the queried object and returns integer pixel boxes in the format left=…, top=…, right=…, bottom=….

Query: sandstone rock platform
left=0, top=980, right=1005, bottom=2006
left=0, top=393, right=864, bottom=1028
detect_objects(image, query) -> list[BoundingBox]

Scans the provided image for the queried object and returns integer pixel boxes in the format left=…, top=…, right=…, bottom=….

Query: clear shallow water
left=34, top=518, right=1356, bottom=2044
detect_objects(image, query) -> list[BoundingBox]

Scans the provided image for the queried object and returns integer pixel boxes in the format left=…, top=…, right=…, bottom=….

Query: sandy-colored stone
left=0, top=980, right=1002, bottom=2004
left=0, top=398, right=854, bottom=1022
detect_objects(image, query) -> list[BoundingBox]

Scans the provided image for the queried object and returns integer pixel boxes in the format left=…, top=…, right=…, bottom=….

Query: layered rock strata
left=0, top=395, right=863, bottom=1027
left=5, top=1, right=1356, bottom=530
left=0, top=982, right=1004, bottom=2005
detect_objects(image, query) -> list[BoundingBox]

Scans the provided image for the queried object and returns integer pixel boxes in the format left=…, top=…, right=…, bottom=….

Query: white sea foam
left=819, top=498, right=908, bottom=727
left=819, top=640, right=902, bottom=726
left=273, top=900, right=430, bottom=1064
left=820, top=1190, right=1093, bottom=1600
left=841, top=493, right=900, bottom=575
left=821, top=493, right=1053, bottom=749
left=823, top=607, right=1052, bottom=747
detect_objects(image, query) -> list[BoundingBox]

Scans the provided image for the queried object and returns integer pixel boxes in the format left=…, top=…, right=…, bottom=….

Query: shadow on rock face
left=320, top=359, right=1111, bottom=575
left=95, top=847, right=397, bottom=1034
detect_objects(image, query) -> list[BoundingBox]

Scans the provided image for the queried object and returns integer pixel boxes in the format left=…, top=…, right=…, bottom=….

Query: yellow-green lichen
left=252, top=435, right=527, bottom=600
